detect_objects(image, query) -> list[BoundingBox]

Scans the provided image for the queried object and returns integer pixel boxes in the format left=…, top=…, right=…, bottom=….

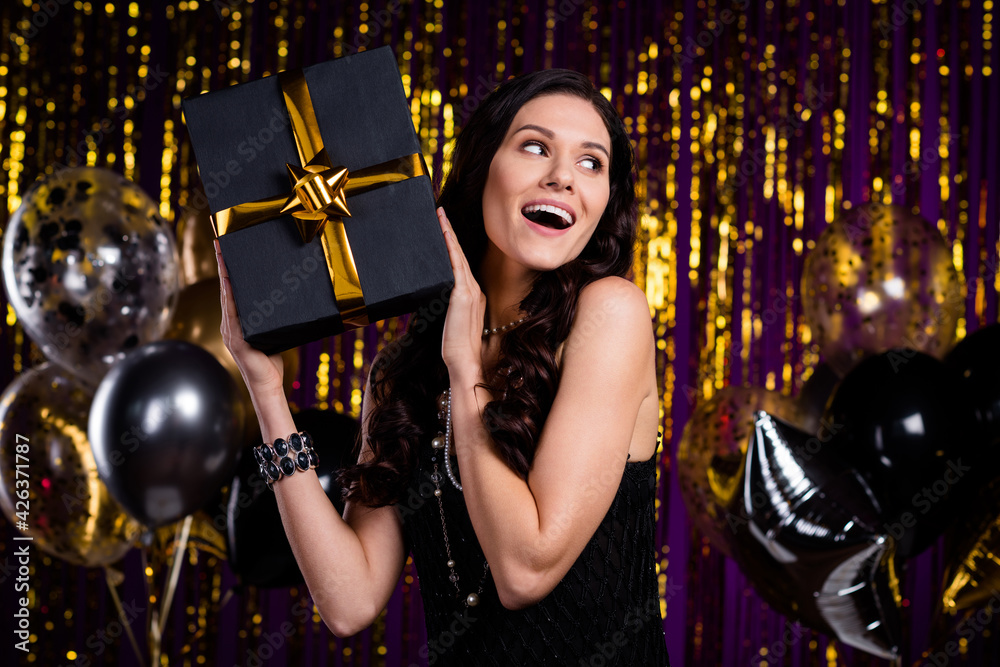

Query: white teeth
left=522, top=204, right=573, bottom=225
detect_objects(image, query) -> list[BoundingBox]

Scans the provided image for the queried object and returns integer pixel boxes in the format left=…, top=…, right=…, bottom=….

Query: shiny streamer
left=104, top=565, right=147, bottom=667
left=148, top=514, right=192, bottom=666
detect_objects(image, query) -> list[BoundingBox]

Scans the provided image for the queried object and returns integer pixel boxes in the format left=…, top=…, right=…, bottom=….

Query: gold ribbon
left=211, top=68, right=429, bottom=328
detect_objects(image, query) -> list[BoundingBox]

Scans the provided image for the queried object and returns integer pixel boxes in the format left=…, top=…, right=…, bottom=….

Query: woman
left=217, top=68, right=669, bottom=665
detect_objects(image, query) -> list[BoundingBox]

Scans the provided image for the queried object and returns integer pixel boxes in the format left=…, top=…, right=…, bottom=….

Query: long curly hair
left=340, top=69, right=638, bottom=507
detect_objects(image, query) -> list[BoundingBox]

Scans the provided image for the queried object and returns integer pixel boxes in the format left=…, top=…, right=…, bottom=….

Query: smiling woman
left=218, top=68, right=669, bottom=666
left=481, top=94, right=611, bottom=274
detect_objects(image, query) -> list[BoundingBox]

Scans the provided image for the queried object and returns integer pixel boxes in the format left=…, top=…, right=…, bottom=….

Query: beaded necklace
left=431, top=317, right=524, bottom=606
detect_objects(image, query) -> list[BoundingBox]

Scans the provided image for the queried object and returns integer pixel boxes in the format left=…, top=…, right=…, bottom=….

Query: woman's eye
left=523, top=142, right=545, bottom=155
left=580, top=156, right=603, bottom=172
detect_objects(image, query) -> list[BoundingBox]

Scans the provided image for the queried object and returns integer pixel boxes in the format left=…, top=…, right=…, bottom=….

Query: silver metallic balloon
left=676, top=386, right=809, bottom=557
left=1, top=167, right=180, bottom=387
left=88, top=340, right=245, bottom=527
left=724, top=412, right=902, bottom=660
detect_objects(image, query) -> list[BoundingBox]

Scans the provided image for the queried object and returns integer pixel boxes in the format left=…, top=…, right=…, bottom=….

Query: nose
left=542, top=155, right=574, bottom=192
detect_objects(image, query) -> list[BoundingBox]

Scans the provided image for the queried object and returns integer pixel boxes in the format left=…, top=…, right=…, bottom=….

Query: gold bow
left=281, top=148, right=351, bottom=244
left=211, top=68, right=429, bottom=328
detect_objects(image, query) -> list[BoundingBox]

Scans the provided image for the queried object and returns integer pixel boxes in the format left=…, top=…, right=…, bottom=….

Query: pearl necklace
left=482, top=317, right=525, bottom=337
left=441, top=388, right=462, bottom=491
left=443, top=315, right=522, bottom=491
left=428, top=317, right=522, bottom=606
left=432, top=389, right=490, bottom=607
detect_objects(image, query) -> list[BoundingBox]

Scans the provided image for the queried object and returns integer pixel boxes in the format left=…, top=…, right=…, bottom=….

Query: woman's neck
left=479, top=243, right=536, bottom=331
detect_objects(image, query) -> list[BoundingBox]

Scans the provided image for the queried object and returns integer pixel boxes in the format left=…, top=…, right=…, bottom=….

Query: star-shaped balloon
left=723, top=411, right=902, bottom=660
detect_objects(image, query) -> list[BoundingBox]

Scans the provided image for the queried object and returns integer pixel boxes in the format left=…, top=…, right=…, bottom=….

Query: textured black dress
left=397, top=433, right=670, bottom=666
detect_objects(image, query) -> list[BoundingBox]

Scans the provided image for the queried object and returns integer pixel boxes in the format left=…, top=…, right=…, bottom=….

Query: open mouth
left=521, top=204, right=575, bottom=230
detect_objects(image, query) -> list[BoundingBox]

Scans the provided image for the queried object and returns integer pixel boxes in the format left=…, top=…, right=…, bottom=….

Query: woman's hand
left=215, top=239, right=286, bottom=398
left=437, top=207, right=486, bottom=384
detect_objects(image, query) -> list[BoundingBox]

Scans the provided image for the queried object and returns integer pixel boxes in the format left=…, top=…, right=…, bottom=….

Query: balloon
left=163, top=277, right=300, bottom=520
left=941, top=508, right=1000, bottom=615
left=801, top=203, right=962, bottom=375
left=676, top=386, right=809, bottom=556
left=162, top=278, right=300, bottom=447
left=175, top=205, right=219, bottom=288
left=152, top=509, right=229, bottom=562
left=163, top=280, right=230, bottom=363
left=795, top=362, right=841, bottom=436
left=88, top=340, right=245, bottom=527
left=1, top=167, right=181, bottom=387
left=725, top=411, right=901, bottom=660
left=225, top=408, right=358, bottom=587
left=938, top=327, right=1000, bottom=613
left=945, top=323, right=1000, bottom=458
left=823, top=349, right=977, bottom=557
left=0, top=363, right=142, bottom=567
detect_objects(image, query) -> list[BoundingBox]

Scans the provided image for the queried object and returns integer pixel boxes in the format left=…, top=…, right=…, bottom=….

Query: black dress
left=397, top=434, right=670, bottom=666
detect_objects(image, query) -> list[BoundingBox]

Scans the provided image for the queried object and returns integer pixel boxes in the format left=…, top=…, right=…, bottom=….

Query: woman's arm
left=450, top=276, right=657, bottom=610
left=266, top=368, right=407, bottom=636
left=216, top=241, right=406, bottom=635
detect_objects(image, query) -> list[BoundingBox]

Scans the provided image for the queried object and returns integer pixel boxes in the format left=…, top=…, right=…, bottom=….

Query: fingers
left=438, top=207, right=463, bottom=280
left=437, top=207, right=461, bottom=267
left=215, top=239, right=229, bottom=338
left=215, top=239, right=239, bottom=343
left=214, top=238, right=229, bottom=280
left=436, top=205, right=454, bottom=236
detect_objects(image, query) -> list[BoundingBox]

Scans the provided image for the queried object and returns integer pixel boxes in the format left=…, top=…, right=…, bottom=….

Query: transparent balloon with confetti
left=800, top=202, right=963, bottom=376
left=1, top=167, right=180, bottom=387
left=0, top=362, right=142, bottom=567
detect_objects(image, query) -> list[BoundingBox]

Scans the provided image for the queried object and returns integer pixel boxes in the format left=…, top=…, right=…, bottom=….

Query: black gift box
left=182, top=46, right=452, bottom=354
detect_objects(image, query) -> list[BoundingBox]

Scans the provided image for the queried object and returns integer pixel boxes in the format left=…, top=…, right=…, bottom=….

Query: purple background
left=0, top=0, right=998, bottom=665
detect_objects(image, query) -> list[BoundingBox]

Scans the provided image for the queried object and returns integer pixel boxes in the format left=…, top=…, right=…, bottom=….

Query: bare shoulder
left=567, top=276, right=653, bottom=351
left=577, top=276, right=650, bottom=318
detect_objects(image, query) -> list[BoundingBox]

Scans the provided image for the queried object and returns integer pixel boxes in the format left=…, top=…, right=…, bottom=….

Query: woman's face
left=480, top=93, right=612, bottom=275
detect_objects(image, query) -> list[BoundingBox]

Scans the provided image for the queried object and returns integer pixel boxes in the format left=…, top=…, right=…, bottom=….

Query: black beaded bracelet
left=253, top=430, right=319, bottom=489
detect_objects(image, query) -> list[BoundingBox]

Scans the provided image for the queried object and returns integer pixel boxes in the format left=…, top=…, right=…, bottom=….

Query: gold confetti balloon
left=1, top=167, right=181, bottom=388
left=0, top=363, right=143, bottom=567
left=677, top=386, right=808, bottom=557
left=941, top=508, right=1000, bottom=615
left=175, top=205, right=219, bottom=289
left=801, top=203, right=963, bottom=376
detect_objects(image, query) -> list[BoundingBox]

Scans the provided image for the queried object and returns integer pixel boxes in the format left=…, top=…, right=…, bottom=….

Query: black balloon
left=724, top=411, right=901, bottom=660
left=226, top=408, right=359, bottom=588
left=940, top=324, right=1000, bottom=588
left=796, top=362, right=842, bottom=435
left=823, top=349, right=977, bottom=558
left=88, top=340, right=245, bottom=527
left=945, top=323, right=1000, bottom=457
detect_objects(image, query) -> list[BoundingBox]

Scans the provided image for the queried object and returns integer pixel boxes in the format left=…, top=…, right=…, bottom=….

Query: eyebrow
left=512, top=124, right=610, bottom=159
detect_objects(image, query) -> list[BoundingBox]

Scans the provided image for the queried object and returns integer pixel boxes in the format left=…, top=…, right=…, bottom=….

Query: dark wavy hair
left=340, top=69, right=638, bottom=507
